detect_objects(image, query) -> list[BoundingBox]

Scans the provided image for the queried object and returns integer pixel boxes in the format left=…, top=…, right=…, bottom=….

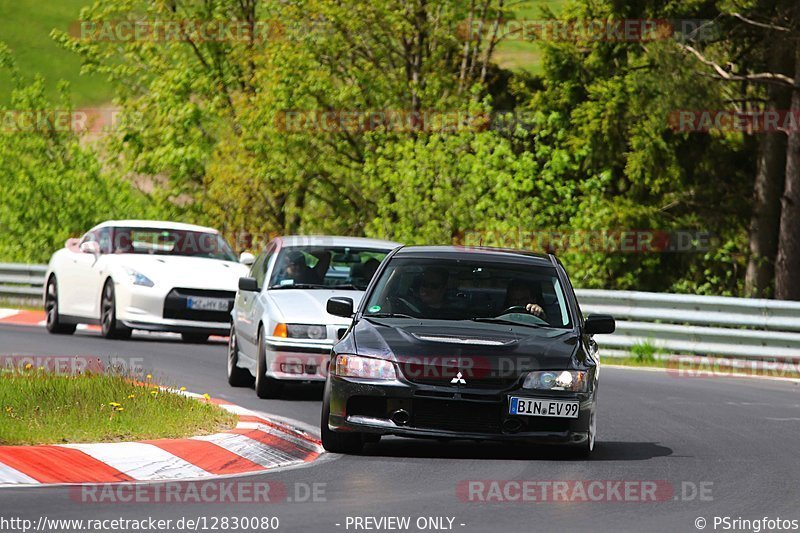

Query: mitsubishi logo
left=450, top=371, right=466, bottom=385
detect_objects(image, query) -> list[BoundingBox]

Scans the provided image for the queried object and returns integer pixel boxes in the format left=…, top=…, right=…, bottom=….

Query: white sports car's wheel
left=100, top=280, right=131, bottom=340
left=45, top=277, right=76, bottom=335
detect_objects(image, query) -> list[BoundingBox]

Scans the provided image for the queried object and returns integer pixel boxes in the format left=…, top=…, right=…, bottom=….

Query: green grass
left=495, top=0, right=568, bottom=74
left=0, top=0, right=113, bottom=106
left=0, top=370, right=237, bottom=445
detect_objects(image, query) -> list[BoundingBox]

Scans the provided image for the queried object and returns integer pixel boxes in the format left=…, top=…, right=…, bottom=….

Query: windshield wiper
left=365, top=313, right=416, bottom=319
left=330, top=284, right=362, bottom=290
left=470, top=317, right=547, bottom=328
left=267, top=283, right=328, bottom=290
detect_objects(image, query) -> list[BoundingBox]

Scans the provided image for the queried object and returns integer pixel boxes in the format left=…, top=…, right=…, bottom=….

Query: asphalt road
left=1, top=323, right=799, bottom=533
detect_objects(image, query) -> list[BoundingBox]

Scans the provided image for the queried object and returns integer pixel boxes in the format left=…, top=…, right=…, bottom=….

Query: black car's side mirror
left=327, top=297, right=354, bottom=318
left=238, top=277, right=259, bottom=292
left=584, top=314, right=615, bottom=335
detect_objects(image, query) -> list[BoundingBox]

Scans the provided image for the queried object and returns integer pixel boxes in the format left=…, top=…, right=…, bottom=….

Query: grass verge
left=0, top=369, right=237, bottom=445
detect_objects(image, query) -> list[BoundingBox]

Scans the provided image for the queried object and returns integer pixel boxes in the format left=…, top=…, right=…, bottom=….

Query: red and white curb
left=0, top=393, right=323, bottom=487
left=0, top=309, right=227, bottom=340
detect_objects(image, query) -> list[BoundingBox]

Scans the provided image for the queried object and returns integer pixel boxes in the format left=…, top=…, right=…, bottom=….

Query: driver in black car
left=504, top=278, right=547, bottom=319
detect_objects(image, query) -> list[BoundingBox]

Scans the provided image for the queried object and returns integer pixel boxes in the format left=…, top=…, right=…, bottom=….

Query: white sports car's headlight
left=333, top=354, right=396, bottom=380
left=523, top=370, right=588, bottom=392
left=124, top=267, right=154, bottom=287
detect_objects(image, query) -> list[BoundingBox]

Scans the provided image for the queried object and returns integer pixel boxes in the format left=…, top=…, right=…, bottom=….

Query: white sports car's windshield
left=269, top=246, right=390, bottom=290
left=363, top=258, right=573, bottom=329
left=108, top=227, right=237, bottom=262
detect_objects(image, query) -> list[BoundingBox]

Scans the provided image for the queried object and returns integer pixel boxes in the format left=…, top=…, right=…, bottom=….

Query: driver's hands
left=525, top=303, right=545, bottom=317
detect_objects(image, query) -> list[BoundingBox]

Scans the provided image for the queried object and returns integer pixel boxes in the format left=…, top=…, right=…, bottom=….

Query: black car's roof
left=392, top=245, right=555, bottom=267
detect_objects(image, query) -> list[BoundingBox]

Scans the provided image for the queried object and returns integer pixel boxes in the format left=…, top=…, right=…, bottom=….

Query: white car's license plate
left=509, top=397, right=579, bottom=418
left=187, top=297, right=229, bottom=312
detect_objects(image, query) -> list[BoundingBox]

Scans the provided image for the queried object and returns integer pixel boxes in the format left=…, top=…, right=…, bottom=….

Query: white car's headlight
left=286, top=324, right=327, bottom=339
left=523, top=370, right=589, bottom=392
left=333, top=354, right=396, bottom=380
left=124, top=267, right=154, bottom=288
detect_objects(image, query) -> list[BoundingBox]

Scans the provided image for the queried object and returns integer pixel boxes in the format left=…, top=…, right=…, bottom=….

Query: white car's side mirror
left=79, top=241, right=101, bottom=255
left=239, top=252, right=255, bottom=266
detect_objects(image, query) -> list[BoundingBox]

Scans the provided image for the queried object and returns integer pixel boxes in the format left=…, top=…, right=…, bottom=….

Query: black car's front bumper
left=327, top=375, right=594, bottom=445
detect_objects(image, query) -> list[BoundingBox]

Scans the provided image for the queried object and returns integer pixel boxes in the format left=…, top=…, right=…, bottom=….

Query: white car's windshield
left=109, top=227, right=237, bottom=262
left=269, top=246, right=390, bottom=290
left=363, top=258, right=572, bottom=328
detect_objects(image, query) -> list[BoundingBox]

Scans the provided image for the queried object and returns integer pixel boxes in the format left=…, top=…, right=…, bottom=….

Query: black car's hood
left=352, top=318, right=580, bottom=379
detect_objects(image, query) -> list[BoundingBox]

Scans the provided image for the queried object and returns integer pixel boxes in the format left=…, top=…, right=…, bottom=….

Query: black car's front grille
left=404, top=373, right=521, bottom=390
left=412, top=398, right=503, bottom=433
left=163, top=288, right=235, bottom=322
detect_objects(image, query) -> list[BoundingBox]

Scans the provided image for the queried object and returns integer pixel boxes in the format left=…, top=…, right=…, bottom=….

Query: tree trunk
left=775, top=44, right=800, bottom=300
left=745, top=44, right=793, bottom=297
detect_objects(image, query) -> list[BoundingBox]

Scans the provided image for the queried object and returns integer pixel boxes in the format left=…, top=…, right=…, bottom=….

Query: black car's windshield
left=363, top=258, right=572, bottom=328
left=110, top=227, right=237, bottom=262
left=269, top=246, right=390, bottom=290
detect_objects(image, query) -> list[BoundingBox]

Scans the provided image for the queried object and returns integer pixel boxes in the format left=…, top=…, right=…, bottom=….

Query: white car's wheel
left=228, top=326, right=254, bottom=387
left=100, top=280, right=131, bottom=340
left=255, top=327, right=284, bottom=399
left=45, top=277, right=76, bottom=335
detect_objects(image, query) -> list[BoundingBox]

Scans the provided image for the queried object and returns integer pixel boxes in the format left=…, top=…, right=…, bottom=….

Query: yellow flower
left=108, top=402, right=121, bottom=407
left=127, top=394, right=135, bottom=399
left=24, top=363, right=32, bottom=370
left=115, top=407, right=124, bottom=412
left=202, top=393, right=211, bottom=401
left=146, top=374, right=152, bottom=380
left=150, top=390, right=158, bottom=396
left=179, top=387, right=187, bottom=392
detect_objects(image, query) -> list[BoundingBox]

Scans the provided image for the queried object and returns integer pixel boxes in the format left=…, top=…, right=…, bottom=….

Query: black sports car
left=321, top=246, right=615, bottom=456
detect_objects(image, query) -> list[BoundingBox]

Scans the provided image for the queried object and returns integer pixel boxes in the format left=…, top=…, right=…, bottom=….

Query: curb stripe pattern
left=0, top=396, right=323, bottom=486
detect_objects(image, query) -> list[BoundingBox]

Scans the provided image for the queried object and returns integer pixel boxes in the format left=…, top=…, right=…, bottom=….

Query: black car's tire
left=100, top=280, right=132, bottom=340
left=227, top=326, right=254, bottom=387
left=255, top=327, right=283, bottom=399
left=181, top=333, right=210, bottom=344
left=44, top=277, right=76, bottom=335
left=320, top=392, right=364, bottom=454
left=570, top=406, right=596, bottom=458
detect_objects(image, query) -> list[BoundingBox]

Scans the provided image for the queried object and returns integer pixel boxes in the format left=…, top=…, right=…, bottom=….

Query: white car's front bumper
left=115, top=283, right=233, bottom=335
left=263, top=336, right=335, bottom=381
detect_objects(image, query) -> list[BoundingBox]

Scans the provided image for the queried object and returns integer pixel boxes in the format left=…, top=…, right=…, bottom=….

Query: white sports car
left=228, top=235, right=399, bottom=398
left=44, top=220, right=253, bottom=342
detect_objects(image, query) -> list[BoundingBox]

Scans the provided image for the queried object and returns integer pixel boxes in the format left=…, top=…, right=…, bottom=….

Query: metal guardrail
left=577, top=289, right=800, bottom=360
left=0, top=263, right=47, bottom=298
left=0, top=263, right=798, bottom=360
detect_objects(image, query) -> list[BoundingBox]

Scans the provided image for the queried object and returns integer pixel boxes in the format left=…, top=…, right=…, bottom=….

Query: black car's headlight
left=286, top=324, right=327, bottom=339
left=523, top=370, right=589, bottom=392
left=333, top=354, right=396, bottom=380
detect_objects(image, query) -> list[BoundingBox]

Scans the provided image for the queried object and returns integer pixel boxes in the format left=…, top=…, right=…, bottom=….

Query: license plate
left=509, top=397, right=579, bottom=418
left=186, top=297, right=229, bottom=312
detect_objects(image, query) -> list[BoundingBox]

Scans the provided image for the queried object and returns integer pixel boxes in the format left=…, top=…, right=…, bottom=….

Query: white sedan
left=227, top=235, right=399, bottom=398
left=44, top=220, right=253, bottom=342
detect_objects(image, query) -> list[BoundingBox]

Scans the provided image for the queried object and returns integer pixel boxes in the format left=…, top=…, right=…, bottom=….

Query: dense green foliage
left=0, top=0, right=792, bottom=296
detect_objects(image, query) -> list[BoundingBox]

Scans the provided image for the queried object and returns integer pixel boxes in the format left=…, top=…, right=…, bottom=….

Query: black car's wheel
left=100, top=280, right=131, bottom=340
left=228, top=326, right=254, bottom=387
left=44, top=277, right=76, bottom=335
left=181, top=333, right=209, bottom=343
left=320, top=390, right=364, bottom=454
left=255, top=327, right=283, bottom=399
left=571, top=404, right=596, bottom=458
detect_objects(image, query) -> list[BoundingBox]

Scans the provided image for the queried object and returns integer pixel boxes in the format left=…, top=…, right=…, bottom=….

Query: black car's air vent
left=411, top=334, right=516, bottom=346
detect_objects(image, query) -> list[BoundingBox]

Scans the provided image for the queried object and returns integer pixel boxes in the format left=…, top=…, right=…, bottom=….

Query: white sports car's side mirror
left=79, top=241, right=101, bottom=256
left=239, top=252, right=255, bottom=266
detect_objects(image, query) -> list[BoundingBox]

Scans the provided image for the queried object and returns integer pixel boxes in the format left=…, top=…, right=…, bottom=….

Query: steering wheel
left=499, top=305, right=530, bottom=315
left=391, top=296, right=422, bottom=315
